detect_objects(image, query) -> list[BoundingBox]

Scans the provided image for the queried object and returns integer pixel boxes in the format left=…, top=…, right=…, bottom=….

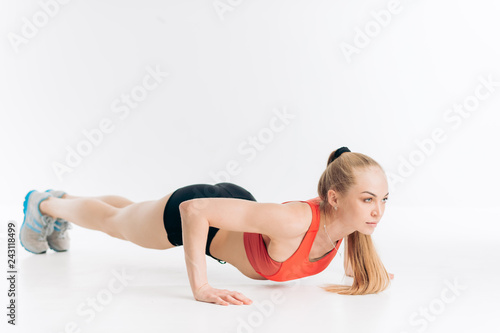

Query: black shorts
left=163, top=182, right=257, bottom=264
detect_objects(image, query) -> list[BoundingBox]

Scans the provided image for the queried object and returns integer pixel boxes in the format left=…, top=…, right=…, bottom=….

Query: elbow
left=179, top=199, right=205, bottom=217
left=179, top=200, right=191, bottom=214
left=179, top=199, right=200, bottom=213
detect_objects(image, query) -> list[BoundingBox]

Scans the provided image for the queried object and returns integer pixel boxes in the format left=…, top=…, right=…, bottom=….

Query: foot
left=20, top=190, right=56, bottom=254
left=44, top=189, right=72, bottom=252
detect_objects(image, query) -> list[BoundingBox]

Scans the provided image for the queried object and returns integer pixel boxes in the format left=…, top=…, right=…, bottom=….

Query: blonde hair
left=317, top=148, right=391, bottom=295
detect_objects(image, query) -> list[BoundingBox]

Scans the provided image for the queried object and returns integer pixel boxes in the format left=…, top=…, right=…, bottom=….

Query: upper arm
left=180, top=198, right=306, bottom=239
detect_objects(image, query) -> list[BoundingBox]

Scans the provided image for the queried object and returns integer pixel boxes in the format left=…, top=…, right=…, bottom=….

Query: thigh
left=115, top=192, right=176, bottom=250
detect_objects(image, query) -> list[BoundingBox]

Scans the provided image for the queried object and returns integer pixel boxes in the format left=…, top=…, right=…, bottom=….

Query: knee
left=102, top=208, right=126, bottom=240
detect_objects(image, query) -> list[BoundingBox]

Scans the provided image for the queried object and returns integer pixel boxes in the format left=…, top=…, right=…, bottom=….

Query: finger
left=216, top=297, right=229, bottom=306
left=231, top=292, right=253, bottom=305
left=225, top=295, right=243, bottom=305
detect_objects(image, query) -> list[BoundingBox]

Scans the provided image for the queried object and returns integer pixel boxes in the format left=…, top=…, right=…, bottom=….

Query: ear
left=327, top=189, right=339, bottom=207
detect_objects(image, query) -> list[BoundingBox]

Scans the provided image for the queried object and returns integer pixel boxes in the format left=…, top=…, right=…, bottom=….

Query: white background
left=1, top=1, right=499, bottom=333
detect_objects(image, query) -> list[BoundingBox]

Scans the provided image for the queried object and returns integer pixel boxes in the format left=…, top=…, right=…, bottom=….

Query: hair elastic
left=332, top=146, right=351, bottom=161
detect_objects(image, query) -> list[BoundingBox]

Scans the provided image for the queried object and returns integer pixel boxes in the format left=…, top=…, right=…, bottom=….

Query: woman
left=20, top=146, right=394, bottom=306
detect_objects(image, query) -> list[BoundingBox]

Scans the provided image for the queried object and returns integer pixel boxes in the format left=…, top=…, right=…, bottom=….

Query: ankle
left=39, top=197, right=54, bottom=217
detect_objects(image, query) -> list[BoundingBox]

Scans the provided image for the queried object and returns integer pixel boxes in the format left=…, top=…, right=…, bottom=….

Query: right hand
left=194, top=283, right=253, bottom=306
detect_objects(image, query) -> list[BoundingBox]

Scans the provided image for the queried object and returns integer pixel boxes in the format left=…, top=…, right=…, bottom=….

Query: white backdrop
left=1, top=1, right=499, bottom=332
left=2, top=0, right=499, bottom=211
left=1, top=0, right=499, bottom=209
left=1, top=1, right=499, bottom=246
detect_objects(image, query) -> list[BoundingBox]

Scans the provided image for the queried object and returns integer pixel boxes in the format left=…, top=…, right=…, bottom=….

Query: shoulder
left=277, top=201, right=313, bottom=239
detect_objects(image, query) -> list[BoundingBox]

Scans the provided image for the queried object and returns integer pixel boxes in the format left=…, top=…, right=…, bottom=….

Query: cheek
left=353, top=202, right=368, bottom=219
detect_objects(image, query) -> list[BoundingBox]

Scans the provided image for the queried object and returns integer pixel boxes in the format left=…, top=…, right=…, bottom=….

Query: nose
left=372, top=202, right=382, bottom=217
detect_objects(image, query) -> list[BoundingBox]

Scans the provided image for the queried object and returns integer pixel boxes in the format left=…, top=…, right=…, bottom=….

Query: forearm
left=343, top=242, right=354, bottom=277
left=180, top=206, right=210, bottom=295
left=344, top=259, right=354, bottom=277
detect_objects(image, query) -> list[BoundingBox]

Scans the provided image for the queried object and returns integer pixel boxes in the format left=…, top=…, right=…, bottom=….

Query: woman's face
left=340, top=167, right=389, bottom=235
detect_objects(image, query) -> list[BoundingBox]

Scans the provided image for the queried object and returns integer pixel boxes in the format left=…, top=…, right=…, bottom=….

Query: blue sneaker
left=45, top=189, right=72, bottom=252
left=20, top=190, right=56, bottom=254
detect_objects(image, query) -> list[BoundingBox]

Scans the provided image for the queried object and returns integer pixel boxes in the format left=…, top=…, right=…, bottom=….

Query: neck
left=320, top=206, right=356, bottom=242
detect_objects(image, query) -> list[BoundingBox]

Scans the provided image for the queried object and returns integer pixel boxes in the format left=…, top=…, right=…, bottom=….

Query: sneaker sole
left=48, top=244, right=68, bottom=252
left=20, top=190, right=47, bottom=254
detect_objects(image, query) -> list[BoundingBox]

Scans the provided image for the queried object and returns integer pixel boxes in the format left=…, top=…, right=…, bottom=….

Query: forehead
left=352, top=167, right=388, bottom=194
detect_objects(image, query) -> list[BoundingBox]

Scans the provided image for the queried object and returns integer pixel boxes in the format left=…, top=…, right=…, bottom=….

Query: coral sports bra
left=243, top=197, right=343, bottom=282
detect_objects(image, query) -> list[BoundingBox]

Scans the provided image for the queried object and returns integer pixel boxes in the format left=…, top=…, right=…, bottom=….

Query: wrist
left=195, top=282, right=209, bottom=295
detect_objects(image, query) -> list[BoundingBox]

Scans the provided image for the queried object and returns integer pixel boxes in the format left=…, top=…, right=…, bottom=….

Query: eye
left=364, top=197, right=389, bottom=203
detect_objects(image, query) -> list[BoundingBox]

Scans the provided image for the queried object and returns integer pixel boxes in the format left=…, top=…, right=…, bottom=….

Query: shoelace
left=56, top=219, right=72, bottom=239
left=39, top=215, right=56, bottom=241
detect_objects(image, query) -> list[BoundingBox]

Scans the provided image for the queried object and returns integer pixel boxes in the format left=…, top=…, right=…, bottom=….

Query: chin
left=358, top=227, right=375, bottom=236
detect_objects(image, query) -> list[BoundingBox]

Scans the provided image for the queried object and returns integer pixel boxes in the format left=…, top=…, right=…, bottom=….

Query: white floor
left=2, top=205, right=499, bottom=333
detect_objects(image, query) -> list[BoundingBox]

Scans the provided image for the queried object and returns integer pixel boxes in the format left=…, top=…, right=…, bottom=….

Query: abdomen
left=210, top=230, right=267, bottom=280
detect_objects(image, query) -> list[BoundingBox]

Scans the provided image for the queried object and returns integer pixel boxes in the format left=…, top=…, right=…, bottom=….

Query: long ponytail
left=317, top=148, right=391, bottom=295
